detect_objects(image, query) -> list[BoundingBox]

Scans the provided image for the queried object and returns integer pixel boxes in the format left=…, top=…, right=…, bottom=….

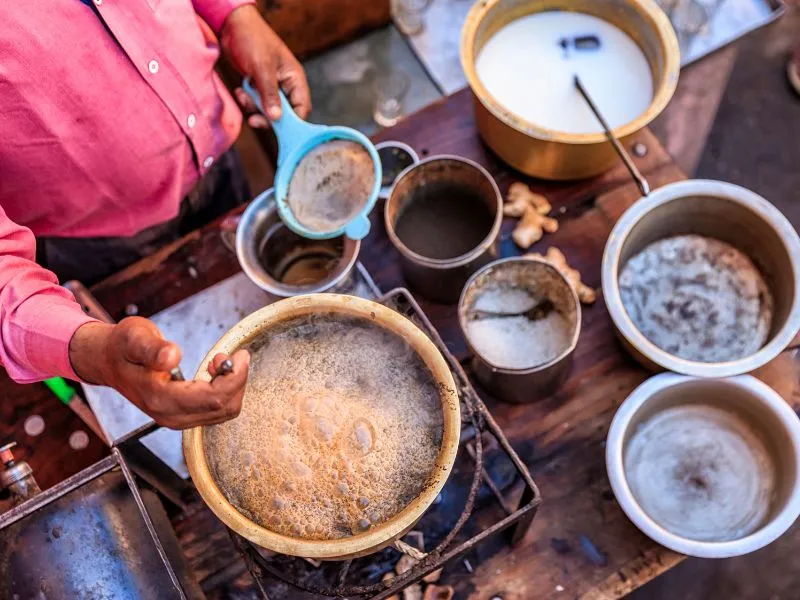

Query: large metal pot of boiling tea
left=183, top=294, right=461, bottom=559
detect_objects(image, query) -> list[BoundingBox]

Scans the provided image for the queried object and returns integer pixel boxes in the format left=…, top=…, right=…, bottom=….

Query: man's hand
left=220, top=4, right=311, bottom=125
left=70, top=318, right=249, bottom=429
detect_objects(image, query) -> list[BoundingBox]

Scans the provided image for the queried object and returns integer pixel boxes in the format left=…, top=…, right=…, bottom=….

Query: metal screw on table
left=632, top=142, right=648, bottom=157
left=125, top=303, right=139, bottom=316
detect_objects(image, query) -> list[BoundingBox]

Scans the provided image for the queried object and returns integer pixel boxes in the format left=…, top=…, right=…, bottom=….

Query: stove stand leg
left=507, top=484, right=538, bottom=547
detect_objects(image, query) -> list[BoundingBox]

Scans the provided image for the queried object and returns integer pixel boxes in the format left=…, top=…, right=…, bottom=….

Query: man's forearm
left=0, top=205, right=97, bottom=383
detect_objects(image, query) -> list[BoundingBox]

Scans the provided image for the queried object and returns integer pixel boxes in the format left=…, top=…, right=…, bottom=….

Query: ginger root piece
left=423, top=584, right=454, bottom=600
left=506, top=182, right=552, bottom=215
left=512, top=205, right=559, bottom=249
left=525, top=246, right=597, bottom=304
left=505, top=183, right=558, bottom=249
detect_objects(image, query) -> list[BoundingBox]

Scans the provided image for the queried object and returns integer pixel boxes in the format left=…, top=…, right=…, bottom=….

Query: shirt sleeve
left=192, top=0, right=256, bottom=35
left=0, top=205, right=96, bottom=384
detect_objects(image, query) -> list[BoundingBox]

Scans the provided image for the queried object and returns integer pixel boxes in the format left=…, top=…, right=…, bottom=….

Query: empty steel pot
left=385, top=156, right=503, bottom=303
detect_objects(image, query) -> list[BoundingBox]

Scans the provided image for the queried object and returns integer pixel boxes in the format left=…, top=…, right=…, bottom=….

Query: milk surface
left=475, top=12, right=653, bottom=134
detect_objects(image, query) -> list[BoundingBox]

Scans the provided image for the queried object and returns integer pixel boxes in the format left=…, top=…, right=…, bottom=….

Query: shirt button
left=148, top=60, right=159, bottom=74
left=93, top=0, right=102, bottom=5
left=203, top=156, right=214, bottom=169
left=187, top=114, right=197, bottom=129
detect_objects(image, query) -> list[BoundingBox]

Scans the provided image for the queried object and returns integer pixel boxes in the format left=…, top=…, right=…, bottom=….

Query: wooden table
left=1, top=87, right=798, bottom=599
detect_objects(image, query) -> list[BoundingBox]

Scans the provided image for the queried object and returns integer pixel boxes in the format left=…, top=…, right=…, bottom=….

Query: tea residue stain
left=619, top=235, right=773, bottom=363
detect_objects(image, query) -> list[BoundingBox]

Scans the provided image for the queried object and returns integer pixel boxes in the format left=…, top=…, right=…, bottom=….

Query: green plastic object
left=44, top=377, right=76, bottom=405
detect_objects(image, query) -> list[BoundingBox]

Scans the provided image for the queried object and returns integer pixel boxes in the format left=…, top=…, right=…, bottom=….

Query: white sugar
left=466, top=287, right=573, bottom=370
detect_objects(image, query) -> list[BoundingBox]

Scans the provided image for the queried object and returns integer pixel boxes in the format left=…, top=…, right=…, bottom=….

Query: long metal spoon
left=469, top=298, right=555, bottom=321
left=169, top=359, right=233, bottom=383
left=573, top=75, right=651, bottom=197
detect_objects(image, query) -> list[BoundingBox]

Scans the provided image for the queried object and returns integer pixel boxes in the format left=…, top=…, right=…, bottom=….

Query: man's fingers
left=119, top=318, right=182, bottom=371
left=149, top=349, right=250, bottom=428
left=247, top=114, right=270, bottom=129
left=234, top=88, right=271, bottom=129
left=281, top=64, right=311, bottom=119
left=252, top=64, right=282, bottom=121
left=235, top=87, right=256, bottom=111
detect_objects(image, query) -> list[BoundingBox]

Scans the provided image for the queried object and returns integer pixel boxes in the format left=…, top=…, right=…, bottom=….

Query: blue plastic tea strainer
left=243, top=78, right=382, bottom=240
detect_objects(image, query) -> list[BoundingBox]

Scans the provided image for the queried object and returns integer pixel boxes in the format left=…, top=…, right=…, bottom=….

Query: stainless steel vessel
left=459, top=257, right=581, bottom=403
left=385, top=156, right=503, bottom=303
left=602, top=179, right=800, bottom=377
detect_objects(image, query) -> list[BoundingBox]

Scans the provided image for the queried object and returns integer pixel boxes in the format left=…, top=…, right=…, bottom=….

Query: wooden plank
left=259, top=0, right=391, bottom=61
left=0, top=375, right=109, bottom=514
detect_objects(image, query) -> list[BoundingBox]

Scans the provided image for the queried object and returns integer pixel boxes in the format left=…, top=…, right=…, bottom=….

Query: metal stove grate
left=232, top=287, right=541, bottom=599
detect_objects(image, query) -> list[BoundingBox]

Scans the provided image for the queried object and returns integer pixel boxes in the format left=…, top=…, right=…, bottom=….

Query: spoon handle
left=573, top=75, right=651, bottom=197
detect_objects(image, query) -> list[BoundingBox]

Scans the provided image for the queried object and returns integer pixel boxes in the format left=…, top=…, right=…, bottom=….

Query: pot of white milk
left=460, top=0, right=680, bottom=180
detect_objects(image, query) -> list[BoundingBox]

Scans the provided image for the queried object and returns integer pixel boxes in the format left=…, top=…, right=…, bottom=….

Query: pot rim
left=602, top=179, right=800, bottom=378
left=459, top=0, right=681, bottom=145
left=375, top=141, right=421, bottom=200
left=236, top=188, right=361, bottom=297
left=384, top=155, right=504, bottom=269
left=183, top=294, right=461, bottom=559
left=606, top=373, right=800, bottom=558
left=458, top=256, right=582, bottom=374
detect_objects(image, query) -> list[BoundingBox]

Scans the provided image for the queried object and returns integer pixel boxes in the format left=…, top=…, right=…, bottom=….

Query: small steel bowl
left=459, top=257, right=581, bottom=403
left=234, top=188, right=360, bottom=297
left=385, top=156, right=503, bottom=303
left=602, top=179, right=800, bottom=377
left=375, top=141, right=420, bottom=200
left=607, top=373, right=800, bottom=558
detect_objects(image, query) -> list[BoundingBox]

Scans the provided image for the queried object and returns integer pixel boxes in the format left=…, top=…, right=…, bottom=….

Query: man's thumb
left=120, top=318, right=182, bottom=371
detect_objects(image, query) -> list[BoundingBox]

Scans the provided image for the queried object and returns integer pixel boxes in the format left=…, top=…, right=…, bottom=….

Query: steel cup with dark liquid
left=385, top=156, right=503, bottom=303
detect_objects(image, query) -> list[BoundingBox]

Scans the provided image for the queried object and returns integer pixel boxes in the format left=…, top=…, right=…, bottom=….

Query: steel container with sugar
left=459, top=257, right=581, bottom=404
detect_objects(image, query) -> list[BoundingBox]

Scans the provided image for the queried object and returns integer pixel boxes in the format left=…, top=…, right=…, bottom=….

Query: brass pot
left=183, top=294, right=461, bottom=559
left=460, top=0, right=680, bottom=180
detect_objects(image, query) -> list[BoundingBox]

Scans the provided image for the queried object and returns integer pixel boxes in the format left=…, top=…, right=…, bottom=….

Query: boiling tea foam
left=475, top=12, right=654, bottom=134
left=203, top=315, right=444, bottom=540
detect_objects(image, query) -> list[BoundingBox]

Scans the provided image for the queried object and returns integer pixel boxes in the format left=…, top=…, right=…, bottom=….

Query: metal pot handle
left=220, top=214, right=241, bottom=254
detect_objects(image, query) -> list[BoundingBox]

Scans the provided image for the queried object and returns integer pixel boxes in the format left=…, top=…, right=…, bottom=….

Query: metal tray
left=668, top=0, right=786, bottom=66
